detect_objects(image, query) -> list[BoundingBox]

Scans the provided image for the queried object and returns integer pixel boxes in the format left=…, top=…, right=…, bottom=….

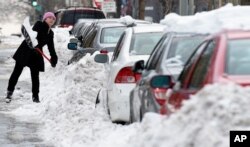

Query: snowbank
left=129, top=83, right=250, bottom=147
left=160, top=4, right=250, bottom=34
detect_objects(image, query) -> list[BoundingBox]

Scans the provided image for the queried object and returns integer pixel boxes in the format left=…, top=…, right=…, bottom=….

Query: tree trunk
left=138, top=0, right=145, bottom=20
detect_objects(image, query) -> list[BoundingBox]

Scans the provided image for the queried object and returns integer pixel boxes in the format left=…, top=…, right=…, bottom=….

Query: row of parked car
left=66, top=13, right=250, bottom=124
left=128, top=29, right=250, bottom=123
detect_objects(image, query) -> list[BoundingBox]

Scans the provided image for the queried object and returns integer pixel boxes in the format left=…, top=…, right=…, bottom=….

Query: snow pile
left=160, top=4, right=250, bottom=34
left=130, top=83, right=250, bottom=147
left=38, top=53, right=107, bottom=146
left=52, top=27, right=72, bottom=65
left=119, top=15, right=135, bottom=26
left=10, top=51, right=110, bottom=146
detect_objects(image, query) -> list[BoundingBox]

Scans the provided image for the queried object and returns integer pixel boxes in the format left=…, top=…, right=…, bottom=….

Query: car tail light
left=115, top=66, right=141, bottom=83
left=152, top=88, right=167, bottom=106
left=153, top=88, right=169, bottom=115
left=100, top=49, right=108, bottom=54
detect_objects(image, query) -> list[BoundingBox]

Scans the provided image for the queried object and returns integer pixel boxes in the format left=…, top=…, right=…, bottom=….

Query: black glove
left=50, top=55, right=58, bottom=68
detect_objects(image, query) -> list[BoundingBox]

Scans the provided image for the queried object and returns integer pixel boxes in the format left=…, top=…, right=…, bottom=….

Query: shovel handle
left=35, top=48, right=51, bottom=63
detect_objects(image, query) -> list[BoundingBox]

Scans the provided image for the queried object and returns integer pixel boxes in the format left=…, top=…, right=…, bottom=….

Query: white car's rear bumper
left=108, top=84, right=135, bottom=122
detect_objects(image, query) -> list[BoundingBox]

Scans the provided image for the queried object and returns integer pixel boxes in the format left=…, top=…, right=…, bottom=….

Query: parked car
left=67, top=21, right=127, bottom=64
left=67, top=18, right=151, bottom=64
left=129, top=32, right=207, bottom=122
left=150, top=30, right=250, bottom=115
left=94, top=24, right=165, bottom=123
left=54, top=6, right=106, bottom=29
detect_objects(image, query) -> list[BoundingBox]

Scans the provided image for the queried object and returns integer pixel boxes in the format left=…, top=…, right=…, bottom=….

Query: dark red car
left=150, top=30, right=250, bottom=114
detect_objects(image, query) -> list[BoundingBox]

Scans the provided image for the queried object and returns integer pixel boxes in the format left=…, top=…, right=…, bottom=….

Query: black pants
left=7, top=62, right=39, bottom=96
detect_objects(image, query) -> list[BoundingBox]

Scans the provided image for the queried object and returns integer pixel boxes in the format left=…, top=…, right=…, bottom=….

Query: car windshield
left=166, top=36, right=205, bottom=64
left=61, top=10, right=105, bottom=25
left=129, top=32, right=163, bottom=55
left=226, top=39, right=250, bottom=75
left=100, top=27, right=126, bottom=44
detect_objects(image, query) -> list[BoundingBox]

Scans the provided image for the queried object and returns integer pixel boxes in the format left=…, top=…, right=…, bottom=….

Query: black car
left=55, top=6, right=106, bottom=28
left=129, top=32, right=208, bottom=123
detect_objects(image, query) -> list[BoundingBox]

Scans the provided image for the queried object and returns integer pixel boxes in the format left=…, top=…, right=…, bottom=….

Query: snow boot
left=5, top=91, right=13, bottom=103
left=32, top=95, right=40, bottom=103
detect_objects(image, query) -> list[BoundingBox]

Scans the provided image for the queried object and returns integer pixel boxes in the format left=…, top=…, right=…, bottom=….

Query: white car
left=95, top=24, right=164, bottom=123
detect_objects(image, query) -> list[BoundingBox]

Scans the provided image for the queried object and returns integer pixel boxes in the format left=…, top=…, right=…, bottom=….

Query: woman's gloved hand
left=50, top=55, right=58, bottom=67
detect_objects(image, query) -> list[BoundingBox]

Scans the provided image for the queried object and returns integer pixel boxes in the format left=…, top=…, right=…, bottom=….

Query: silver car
left=130, top=32, right=208, bottom=123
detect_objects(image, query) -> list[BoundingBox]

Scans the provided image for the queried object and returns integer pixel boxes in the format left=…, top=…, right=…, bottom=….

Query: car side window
left=188, top=40, right=216, bottom=89
left=112, top=32, right=126, bottom=62
left=146, top=36, right=166, bottom=70
left=178, top=41, right=208, bottom=88
left=89, top=30, right=97, bottom=47
left=86, top=29, right=97, bottom=47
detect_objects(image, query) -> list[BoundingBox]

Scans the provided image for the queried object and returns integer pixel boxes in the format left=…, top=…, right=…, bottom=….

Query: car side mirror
left=94, top=54, right=109, bottom=63
left=132, top=60, right=144, bottom=73
left=67, top=43, right=77, bottom=50
left=69, top=38, right=78, bottom=43
left=150, top=75, right=172, bottom=89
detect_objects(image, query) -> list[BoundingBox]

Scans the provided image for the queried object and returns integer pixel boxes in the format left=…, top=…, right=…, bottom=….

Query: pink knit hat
left=43, top=12, right=56, bottom=21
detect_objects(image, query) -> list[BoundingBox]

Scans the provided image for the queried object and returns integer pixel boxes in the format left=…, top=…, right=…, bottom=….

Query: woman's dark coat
left=13, top=21, right=57, bottom=72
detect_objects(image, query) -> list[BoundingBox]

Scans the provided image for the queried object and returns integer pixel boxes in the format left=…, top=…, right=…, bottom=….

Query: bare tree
left=165, top=0, right=172, bottom=14
left=138, top=0, right=145, bottom=19
left=159, top=0, right=179, bottom=15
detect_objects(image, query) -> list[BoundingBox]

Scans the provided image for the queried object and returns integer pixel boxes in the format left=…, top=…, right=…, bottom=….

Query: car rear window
left=166, top=36, right=205, bottom=64
left=61, top=10, right=105, bottom=25
left=129, top=32, right=163, bottom=55
left=226, top=39, right=250, bottom=75
left=100, top=27, right=126, bottom=44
